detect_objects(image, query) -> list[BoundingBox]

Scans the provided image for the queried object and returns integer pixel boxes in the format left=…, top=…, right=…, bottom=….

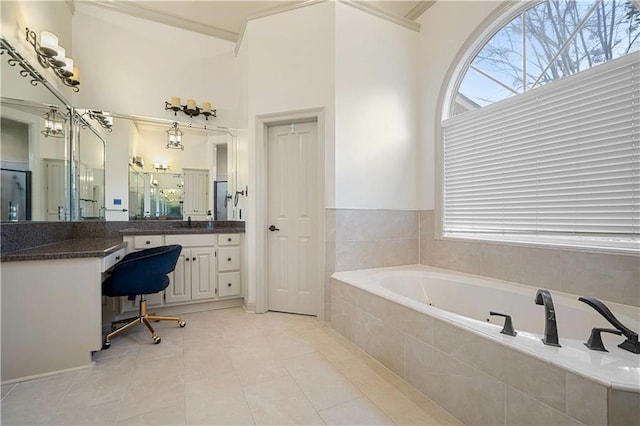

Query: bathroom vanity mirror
left=73, top=111, right=106, bottom=220
left=0, top=97, right=72, bottom=221
left=109, top=113, right=236, bottom=221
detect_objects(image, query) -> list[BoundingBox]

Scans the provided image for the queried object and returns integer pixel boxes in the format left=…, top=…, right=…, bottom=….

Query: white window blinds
left=441, top=53, right=640, bottom=251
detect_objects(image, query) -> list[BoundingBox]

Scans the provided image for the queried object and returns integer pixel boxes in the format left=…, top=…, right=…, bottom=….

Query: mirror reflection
left=0, top=97, right=71, bottom=221
left=119, top=115, right=231, bottom=221
left=75, top=112, right=106, bottom=220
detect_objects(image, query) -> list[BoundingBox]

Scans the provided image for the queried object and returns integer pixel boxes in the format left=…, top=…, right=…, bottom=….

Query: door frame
left=255, top=108, right=326, bottom=319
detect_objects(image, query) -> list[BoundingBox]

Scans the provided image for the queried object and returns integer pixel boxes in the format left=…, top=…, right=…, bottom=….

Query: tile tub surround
left=419, top=210, right=640, bottom=308
left=331, top=278, right=640, bottom=426
left=325, top=208, right=419, bottom=319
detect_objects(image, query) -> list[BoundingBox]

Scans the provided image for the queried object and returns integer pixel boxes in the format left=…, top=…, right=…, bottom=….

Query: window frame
left=435, top=0, right=640, bottom=255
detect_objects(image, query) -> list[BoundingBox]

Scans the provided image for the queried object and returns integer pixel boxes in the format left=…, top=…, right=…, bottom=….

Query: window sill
left=439, top=233, right=640, bottom=257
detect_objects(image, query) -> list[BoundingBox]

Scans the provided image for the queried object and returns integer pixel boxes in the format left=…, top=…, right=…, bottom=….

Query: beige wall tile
left=506, top=387, right=583, bottom=426
left=433, top=320, right=566, bottom=411
left=565, top=372, right=608, bottom=426
left=359, top=292, right=433, bottom=344
left=353, top=309, right=405, bottom=376
left=330, top=297, right=353, bottom=340
left=609, top=388, right=640, bottom=426
left=405, top=335, right=505, bottom=426
left=419, top=210, right=639, bottom=307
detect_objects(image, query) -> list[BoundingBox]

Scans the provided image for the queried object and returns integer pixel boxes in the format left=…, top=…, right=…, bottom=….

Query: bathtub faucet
left=535, top=289, right=561, bottom=347
left=578, top=297, right=639, bottom=354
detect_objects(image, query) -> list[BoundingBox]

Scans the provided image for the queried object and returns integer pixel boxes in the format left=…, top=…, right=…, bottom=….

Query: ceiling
left=80, top=1, right=433, bottom=43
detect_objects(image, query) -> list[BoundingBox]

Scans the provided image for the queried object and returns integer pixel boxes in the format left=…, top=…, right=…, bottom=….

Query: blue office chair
left=102, top=244, right=185, bottom=349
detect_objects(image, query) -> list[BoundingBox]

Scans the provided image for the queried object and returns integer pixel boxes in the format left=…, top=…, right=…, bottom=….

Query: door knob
left=268, top=225, right=280, bottom=232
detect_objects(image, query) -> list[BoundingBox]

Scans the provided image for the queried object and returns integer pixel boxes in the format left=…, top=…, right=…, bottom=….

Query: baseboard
left=243, top=302, right=256, bottom=313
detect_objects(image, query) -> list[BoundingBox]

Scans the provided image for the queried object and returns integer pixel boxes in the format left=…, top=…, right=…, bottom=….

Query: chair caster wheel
left=102, top=341, right=111, bottom=350
left=153, top=336, right=161, bottom=344
left=179, top=321, right=186, bottom=328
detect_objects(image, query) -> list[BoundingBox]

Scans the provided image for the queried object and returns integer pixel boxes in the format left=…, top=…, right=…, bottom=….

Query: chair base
left=103, top=298, right=185, bottom=349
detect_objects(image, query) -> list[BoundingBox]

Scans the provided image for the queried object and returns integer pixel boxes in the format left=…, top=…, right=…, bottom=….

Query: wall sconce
left=25, top=28, right=80, bottom=92
left=153, top=163, right=170, bottom=172
left=41, top=108, right=65, bottom=138
left=164, top=97, right=216, bottom=120
left=166, top=122, right=184, bottom=150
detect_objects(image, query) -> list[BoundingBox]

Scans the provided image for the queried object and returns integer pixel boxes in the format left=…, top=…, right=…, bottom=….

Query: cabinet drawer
left=102, top=247, right=126, bottom=272
left=134, top=235, right=164, bottom=249
left=217, top=234, right=240, bottom=246
left=217, top=247, right=240, bottom=271
left=218, top=272, right=240, bottom=297
left=165, top=234, right=217, bottom=247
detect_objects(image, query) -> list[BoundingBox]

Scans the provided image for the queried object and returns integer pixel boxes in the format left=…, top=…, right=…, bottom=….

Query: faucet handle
left=584, top=328, right=623, bottom=352
left=489, top=311, right=517, bottom=336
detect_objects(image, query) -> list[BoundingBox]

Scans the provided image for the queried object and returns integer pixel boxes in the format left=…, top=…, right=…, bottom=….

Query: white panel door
left=267, top=121, right=318, bottom=315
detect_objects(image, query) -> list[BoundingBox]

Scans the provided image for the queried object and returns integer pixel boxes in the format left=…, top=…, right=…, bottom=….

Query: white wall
left=71, top=4, right=237, bottom=125
left=334, top=3, right=419, bottom=210
left=416, top=0, right=504, bottom=209
left=242, top=2, right=336, bottom=308
left=1, top=0, right=74, bottom=102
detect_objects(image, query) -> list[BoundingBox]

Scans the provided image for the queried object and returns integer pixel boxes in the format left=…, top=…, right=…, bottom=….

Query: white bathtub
left=331, top=265, right=640, bottom=392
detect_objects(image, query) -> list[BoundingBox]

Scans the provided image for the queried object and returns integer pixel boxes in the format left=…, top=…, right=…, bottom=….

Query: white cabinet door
left=166, top=249, right=192, bottom=304
left=190, top=247, right=217, bottom=300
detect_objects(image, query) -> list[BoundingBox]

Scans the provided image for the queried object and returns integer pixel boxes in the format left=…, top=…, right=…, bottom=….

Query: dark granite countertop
left=119, top=227, right=244, bottom=236
left=1, top=238, right=127, bottom=262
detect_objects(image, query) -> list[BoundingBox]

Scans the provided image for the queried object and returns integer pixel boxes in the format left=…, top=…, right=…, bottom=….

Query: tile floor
left=1, top=307, right=462, bottom=425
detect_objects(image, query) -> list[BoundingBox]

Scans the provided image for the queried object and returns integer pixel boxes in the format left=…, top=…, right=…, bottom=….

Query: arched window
left=441, top=0, right=639, bottom=252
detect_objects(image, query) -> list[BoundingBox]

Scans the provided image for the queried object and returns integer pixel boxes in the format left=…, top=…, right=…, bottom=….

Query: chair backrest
left=103, top=244, right=182, bottom=297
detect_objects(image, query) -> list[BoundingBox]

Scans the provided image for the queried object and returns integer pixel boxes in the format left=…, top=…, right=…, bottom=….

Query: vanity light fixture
left=25, top=28, right=80, bottom=92
left=131, top=156, right=144, bottom=168
left=87, top=110, right=113, bottom=132
left=164, top=97, right=216, bottom=120
left=153, top=163, right=170, bottom=172
left=166, top=122, right=184, bottom=150
left=41, top=108, right=65, bottom=138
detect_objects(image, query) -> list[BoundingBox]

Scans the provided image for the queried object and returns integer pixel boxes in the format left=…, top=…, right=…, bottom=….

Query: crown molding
left=341, top=0, right=421, bottom=32
left=82, top=1, right=239, bottom=43
left=405, top=1, right=436, bottom=21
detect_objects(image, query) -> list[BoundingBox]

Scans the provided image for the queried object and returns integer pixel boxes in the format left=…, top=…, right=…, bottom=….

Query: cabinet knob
left=115, top=256, right=120, bottom=261
left=227, top=237, right=232, bottom=242
left=185, top=258, right=190, bottom=262
left=192, top=257, right=196, bottom=261
left=228, top=257, right=232, bottom=261
left=228, top=283, right=232, bottom=287
left=146, top=240, right=150, bottom=244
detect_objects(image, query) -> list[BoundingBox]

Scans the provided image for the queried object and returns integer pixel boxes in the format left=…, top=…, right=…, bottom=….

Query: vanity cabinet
left=183, top=168, right=209, bottom=218
left=217, top=234, right=241, bottom=297
left=120, top=233, right=242, bottom=314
